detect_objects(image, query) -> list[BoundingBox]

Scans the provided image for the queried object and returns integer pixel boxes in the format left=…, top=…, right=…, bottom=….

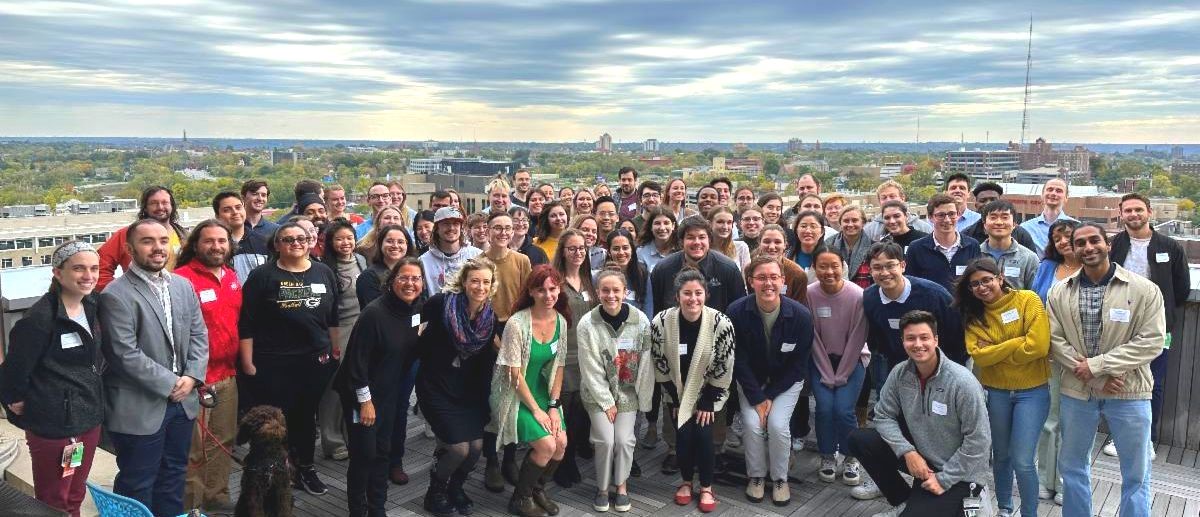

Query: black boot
left=424, top=473, right=456, bottom=517
left=533, top=459, right=561, bottom=516
left=508, top=454, right=548, bottom=517
left=448, top=469, right=474, bottom=515
left=552, top=453, right=580, bottom=488
left=502, top=444, right=520, bottom=486
left=484, top=456, right=505, bottom=493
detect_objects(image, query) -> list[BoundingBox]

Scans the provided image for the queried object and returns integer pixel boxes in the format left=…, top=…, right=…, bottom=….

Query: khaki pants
left=184, top=377, right=238, bottom=509
left=1037, top=365, right=1064, bottom=493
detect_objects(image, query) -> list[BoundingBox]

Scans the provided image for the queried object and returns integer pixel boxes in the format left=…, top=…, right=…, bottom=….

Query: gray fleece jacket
left=874, top=348, right=991, bottom=489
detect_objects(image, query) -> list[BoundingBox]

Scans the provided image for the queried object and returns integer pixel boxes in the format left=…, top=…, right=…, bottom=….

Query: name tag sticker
left=581, top=291, right=590, bottom=302
left=1156, top=252, right=1169, bottom=263
left=411, top=314, right=421, bottom=328
left=1109, top=308, right=1131, bottom=323
left=888, top=318, right=900, bottom=330
left=627, top=202, right=637, bottom=211
left=311, top=283, right=327, bottom=294
left=780, top=284, right=787, bottom=295
left=679, top=343, right=688, bottom=356
left=60, top=332, right=83, bottom=349
left=956, top=265, right=967, bottom=276
left=816, top=306, right=832, bottom=318
left=1001, top=308, right=1020, bottom=324
left=1004, top=266, right=1020, bottom=278
left=931, top=401, right=948, bottom=416
left=617, top=338, right=634, bottom=351
left=550, top=342, right=559, bottom=354
left=198, top=289, right=217, bottom=303
left=781, top=342, right=797, bottom=353
left=625, top=289, right=636, bottom=301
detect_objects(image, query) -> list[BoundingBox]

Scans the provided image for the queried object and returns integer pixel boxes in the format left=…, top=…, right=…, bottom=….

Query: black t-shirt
left=239, top=261, right=340, bottom=356
left=884, top=228, right=930, bottom=249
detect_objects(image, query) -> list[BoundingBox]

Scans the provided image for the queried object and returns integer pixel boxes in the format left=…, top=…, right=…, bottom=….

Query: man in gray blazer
left=99, top=219, right=208, bottom=517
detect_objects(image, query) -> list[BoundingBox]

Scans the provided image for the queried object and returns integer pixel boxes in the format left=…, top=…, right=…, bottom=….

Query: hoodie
left=419, top=244, right=482, bottom=296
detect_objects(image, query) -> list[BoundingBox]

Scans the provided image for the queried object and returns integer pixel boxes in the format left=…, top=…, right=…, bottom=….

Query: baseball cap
left=433, top=206, right=464, bottom=223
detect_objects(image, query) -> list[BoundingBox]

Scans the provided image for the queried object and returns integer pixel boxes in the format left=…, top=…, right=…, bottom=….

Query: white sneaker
left=1038, top=486, right=1054, bottom=500
left=818, top=457, right=837, bottom=482
left=1054, top=492, right=1063, bottom=505
left=870, top=502, right=905, bottom=517
left=997, top=509, right=1013, bottom=517
left=1151, top=447, right=1157, bottom=461
left=791, top=437, right=806, bottom=452
left=1101, top=438, right=1117, bottom=457
left=424, top=422, right=436, bottom=439
left=851, top=476, right=882, bottom=500
left=841, top=458, right=862, bottom=486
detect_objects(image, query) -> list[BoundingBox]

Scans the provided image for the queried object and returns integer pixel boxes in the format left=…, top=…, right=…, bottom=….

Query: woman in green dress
left=492, top=264, right=572, bottom=517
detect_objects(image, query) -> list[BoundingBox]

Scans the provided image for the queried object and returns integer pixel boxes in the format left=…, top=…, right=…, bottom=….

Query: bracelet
left=547, top=398, right=561, bottom=409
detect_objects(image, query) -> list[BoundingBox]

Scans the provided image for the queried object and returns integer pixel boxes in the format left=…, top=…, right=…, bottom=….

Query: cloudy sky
left=0, top=0, right=1196, bottom=143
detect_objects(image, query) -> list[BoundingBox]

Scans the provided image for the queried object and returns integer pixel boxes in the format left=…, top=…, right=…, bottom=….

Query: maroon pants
left=25, top=426, right=102, bottom=517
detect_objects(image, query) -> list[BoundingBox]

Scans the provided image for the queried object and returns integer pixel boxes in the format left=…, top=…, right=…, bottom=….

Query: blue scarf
left=443, top=292, right=495, bottom=359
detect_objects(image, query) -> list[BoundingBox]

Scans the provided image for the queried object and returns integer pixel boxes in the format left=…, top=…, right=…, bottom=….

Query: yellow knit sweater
left=965, top=289, right=1051, bottom=390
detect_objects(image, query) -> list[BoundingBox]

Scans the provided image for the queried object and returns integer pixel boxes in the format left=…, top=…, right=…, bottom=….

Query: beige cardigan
left=1046, top=264, right=1165, bottom=401
left=650, top=306, right=736, bottom=427
left=576, top=304, right=655, bottom=415
left=489, top=308, right=569, bottom=449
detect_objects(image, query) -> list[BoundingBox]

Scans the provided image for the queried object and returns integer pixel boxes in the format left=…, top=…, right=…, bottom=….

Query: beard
left=199, top=250, right=229, bottom=268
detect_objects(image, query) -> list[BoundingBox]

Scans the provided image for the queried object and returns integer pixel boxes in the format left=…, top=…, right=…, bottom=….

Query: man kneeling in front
left=849, top=310, right=992, bottom=516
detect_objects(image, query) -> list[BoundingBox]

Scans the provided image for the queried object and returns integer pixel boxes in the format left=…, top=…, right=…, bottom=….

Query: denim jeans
left=811, top=362, right=865, bottom=457
left=986, top=384, right=1050, bottom=516
left=1059, top=395, right=1151, bottom=517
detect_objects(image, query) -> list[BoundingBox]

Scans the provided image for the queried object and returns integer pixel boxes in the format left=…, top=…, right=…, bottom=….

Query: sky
left=0, top=0, right=1197, bottom=143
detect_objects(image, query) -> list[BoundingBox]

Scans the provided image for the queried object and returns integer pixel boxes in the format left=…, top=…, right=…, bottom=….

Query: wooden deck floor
left=206, top=409, right=1200, bottom=517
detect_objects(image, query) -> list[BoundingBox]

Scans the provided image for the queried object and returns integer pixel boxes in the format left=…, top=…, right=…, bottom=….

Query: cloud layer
left=0, top=0, right=1197, bottom=143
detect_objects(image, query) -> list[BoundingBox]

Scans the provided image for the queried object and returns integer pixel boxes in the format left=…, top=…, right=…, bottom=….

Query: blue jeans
left=110, top=402, right=194, bottom=517
left=811, top=362, right=865, bottom=456
left=390, top=360, right=420, bottom=466
left=986, top=385, right=1050, bottom=516
left=1059, top=395, right=1151, bottom=517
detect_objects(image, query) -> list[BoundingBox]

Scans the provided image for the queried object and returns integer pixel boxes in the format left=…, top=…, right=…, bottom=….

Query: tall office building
left=643, top=138, right=659, bottom=152
left=597, top=133, right=613, bottom=153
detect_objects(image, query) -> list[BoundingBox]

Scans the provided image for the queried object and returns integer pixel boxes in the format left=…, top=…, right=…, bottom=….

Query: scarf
left=443, top=292, right=495, bottom=359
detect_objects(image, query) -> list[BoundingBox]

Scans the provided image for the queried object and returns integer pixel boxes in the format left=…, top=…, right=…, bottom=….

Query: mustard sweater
left=965, top=289, right=1051, bottom=390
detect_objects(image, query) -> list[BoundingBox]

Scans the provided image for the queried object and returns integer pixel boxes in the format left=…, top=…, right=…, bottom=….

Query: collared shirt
left=128, top=262, right=177, bottom=373
left=1020, top=211, right=1077, bottom=258
left=933, top=232, right=962, bottom=263
left=879, top=277, right=912, bottom=304
left=957, top=209, right=980, bottom=232
left=1078, top=264, right=1116, bottom=357
left=637, top=243, right=670, bottom=273
left=175, top=260, right=242, bottom=383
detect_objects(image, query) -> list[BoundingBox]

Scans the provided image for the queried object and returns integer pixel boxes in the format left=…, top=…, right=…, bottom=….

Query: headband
left=52, top=241, right=97, bottom=269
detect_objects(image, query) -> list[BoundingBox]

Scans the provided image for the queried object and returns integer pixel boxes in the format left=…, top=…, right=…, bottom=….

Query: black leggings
left=247, top=352, right=336, bottom=466
left=676, top=416, right=715, bottom=487
left=343, top=401, right=393, bottom=517
left=435, top=440, right=482, bottom=480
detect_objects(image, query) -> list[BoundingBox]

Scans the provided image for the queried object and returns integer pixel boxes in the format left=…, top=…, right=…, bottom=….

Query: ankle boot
left=424, top=473, right=456, bottom=517
left=484, top=456, right=506, bottom=493
left=502, top=444, right=520, bottom=486
left=508, top=455, right=547, bottom=517
left=855, top=406, right=869, bottom=427
left=533, top=459, right=561, bottom=515
left=448, top=469, right=474, bottom=515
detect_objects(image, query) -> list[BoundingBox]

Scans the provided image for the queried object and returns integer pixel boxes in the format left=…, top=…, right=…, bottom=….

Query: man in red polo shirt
left=174, top=219, right=242, bottom=514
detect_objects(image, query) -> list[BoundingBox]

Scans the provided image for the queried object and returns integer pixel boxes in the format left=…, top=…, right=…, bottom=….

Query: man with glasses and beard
left=174, top=220, right=242, bottom=514
left=97, top=186, right=189, bottom=291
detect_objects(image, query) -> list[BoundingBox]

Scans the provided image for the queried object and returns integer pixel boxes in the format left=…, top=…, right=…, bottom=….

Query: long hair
left=535, top=201, right=567, bottom=242
left=360, top=205, right=405, bottom=252
left=441, top=256, right=498, bottom=299
left=511, top=264, right=573, bottom=324
left=368, top=224, right=416, bottom=266
left=1044, top=219, right=1081, bottom=263
left=319, top=219, right=358, bottom=272
left=176, top=219, right=232, bottom=268
left=551, top=229, right=595, bottom=298
left=953, top=257, right=1012, bottom=328
left=604, top=228, right=646, bottom=304
left=636, top=206, right=677, bottom=247
left=137, top=185, right=180, bottom=227
left=706, top=206, right=737, bottom=259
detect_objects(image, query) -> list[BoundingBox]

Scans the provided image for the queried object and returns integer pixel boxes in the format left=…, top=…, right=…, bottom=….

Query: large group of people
left=0, top=167, right=1187, bottom=517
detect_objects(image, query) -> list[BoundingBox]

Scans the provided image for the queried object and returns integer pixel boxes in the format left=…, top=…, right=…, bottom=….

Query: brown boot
left=508, top=454, right=547, bottom=517
left=533, top=459, right=561, bottom=515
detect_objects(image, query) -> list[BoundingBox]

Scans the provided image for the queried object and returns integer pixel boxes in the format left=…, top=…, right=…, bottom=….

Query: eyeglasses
left=870, top=261, right=902, bottom=273
left=394, top=276, right=423, bottom=284
left=968, top=276, right=996, bottom=289
left=277, top=236, right=307, bottom=245
left=751, top=274, right=783, bottom=282
left=368, top=194, right=388, bottom=200
left=932, top=211, right=958, bottom=220
left=566, top=246, right=588, bottom=254
left=491, top=225, right=513, bottom=233
left=641, top=192, right=661, bottom=198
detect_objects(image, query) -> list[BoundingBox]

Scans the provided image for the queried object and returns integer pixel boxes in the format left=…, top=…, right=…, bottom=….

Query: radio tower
left=1020, top=15, right=1033, bottom=145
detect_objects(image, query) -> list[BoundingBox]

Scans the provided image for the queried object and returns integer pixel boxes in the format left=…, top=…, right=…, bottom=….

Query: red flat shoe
left=698, top=488, right=718, bottom=513
left=674, top=483, right=693, bottom=505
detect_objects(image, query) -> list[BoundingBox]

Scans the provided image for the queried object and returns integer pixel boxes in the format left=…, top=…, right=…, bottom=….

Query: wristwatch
left=547, top=399, right=561, bottom=409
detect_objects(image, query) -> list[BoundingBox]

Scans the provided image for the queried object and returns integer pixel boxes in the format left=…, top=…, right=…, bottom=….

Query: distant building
left=638, top=156, right=671, bottom=168
left=643, top=139, right=659, bottom=152
left=842, top=166, right=882, bottom=179
left=787, top=159, right=830, bottom=174
left=1011, top=166, right=1074, bottom=184
left=733, top=142, right=749, bottom=154
left=597, top=133, right=613, bottom=153
left=422, top=140, right=439, bottom=151
left=407, top=158, right=444, bottom=174
left=944, top=149, right=1020, bottom=182
left=713, top=157, right=761, bottom=175
left=440, top=158, right=521, bottom=177
left=1006, top=138, right=1091, bottom=177
left=1171, top=145, right=1184, bottom=160
left=880, top=162, right=904, bottom=180
left=271, top=147, right=305, bottom=166
left=1173, top=162, right=1200, bottom=176
left=787, top=138, right=804, bottom=152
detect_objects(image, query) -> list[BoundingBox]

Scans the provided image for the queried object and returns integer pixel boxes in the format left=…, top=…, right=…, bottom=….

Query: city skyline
left=0, top=1, right=1197, bottom=143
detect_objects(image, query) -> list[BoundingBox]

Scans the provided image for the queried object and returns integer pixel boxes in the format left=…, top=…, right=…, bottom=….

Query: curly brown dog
left=235, top=406, right=293, bottom=517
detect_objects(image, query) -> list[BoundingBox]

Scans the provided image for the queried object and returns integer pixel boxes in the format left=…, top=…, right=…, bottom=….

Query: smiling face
left=1119, top=197, right=1150, bottom=232
left=389, top=185, right=405, bottom=206
left=677, top=279, right=707, bottom=319
left=748, top=260, right=783, bottom=305
left=1071, top=225, right=1109, bottom=268
left=574, top=190, right=594, bottom=214
left=762, top=199, right=782, bottom=224
left=245, top=186, right=269, bottom=214
left=968, top=270, right=1002, bottom=304
left=576, top=218, right=598, bottom=247
left=303, top=202, right=327, bottom=225
left=1052, top=226, right=1074, bottom=260
left=607, top=234, right=633, bottom=267
left=490, top=188, right=509, bottom=211
left=881, top=206, right=909, bottom=235
left=945, top=179, right=970, bottom=205
left=528, top=191, right=545, bottom=215
left=563, top=234, right=587, bottom=268
left=868, top=253, right=906, bottom=291
left=984, top=208, right=1014, bottom=240
left=823, top=201, right=843, bottom=224
left=331, top=227, right=355, bottom=259
left=368, top=185, right=391, bottom=212
left=547, top=205, right=568, bottom=233
left=651, top=215, right=675, bottom=243
left=758, top=228, right=787, bottom=259
left=145, top=190, right=173, bottom=223
left=436, top=220, right=462, bottom=245
left=795, top=215, right=823, bottom=248
left=55, top=251, right=100, bottom=297
left=682, top=226, right=710, bottom=260
left=640, top=188, right=661, bottom=209
left=697, top=188, right=719, bottom=213
left=538, top=184, right=555, bottom=200
left=738, top=209, right=763, bottom=238
left=510, top=211, right=530, bottom=239
left=877, top=186, right=903, bottom=204
left=469, top=222, right=489, bottom=246
left=514, top=171, right=531, bottom=194
left=326, top=189, right=347, bottom=214
left=597, top=274, right=626, bottom=313
left=464, top=268, right=494, bottom=305
left=814, top=251, right=844, bottom=291
left=930, top=202, right=959, bottom=233
left=275, top=226, right=310, bottom=261
left=713, top=183, right=730, bottom=205
left=711, top=211, right=734, bottom=239
left=489, top=214, right=514, bottom=249
left=381, top=229, right=408, bottom=263
left=129, top=222, right=170, bottom=271
left=902, top=322, right=939, bottom=365
left=531, top=275, right=561, bottom=311
left=377, top=208, right=402, bottom=228
left=414, top=220, right=434, bottom=244
left=595, top=201, right=618, bottom=234
left=1042, top=179, right=1067, bottom=210
left=839, top=209, right=863, bottom=238
left=670, top=180, right=690, bottom=204
left=391, top=264, right=424, bottom=303
left=217, top=196, right=246, bottom=229
left=734, top=188, right=756, bottom=210
left=559, top=188, right=575, bottom=205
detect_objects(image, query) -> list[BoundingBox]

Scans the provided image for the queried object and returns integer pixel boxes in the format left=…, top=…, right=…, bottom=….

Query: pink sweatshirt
left=805, top=281, right=870, bottom=387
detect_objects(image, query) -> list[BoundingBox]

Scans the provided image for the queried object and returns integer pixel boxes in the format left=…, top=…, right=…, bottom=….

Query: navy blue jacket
left=904, top=233, right=981, bottom=293
left=728, top=295, right=813, bottom=406
left=862, top=275, right=966, bottom=367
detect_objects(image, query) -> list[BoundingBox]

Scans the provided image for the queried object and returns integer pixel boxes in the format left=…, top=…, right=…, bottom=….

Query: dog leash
left=191, top=407, right=246, bottom=468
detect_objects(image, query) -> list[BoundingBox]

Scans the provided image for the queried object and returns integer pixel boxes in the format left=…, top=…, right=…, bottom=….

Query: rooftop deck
left=209, top=407, right=1200, bottom=517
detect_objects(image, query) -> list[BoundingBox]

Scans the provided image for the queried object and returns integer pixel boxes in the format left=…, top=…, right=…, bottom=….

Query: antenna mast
left=1020, top=15, right=1033, bottom=145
